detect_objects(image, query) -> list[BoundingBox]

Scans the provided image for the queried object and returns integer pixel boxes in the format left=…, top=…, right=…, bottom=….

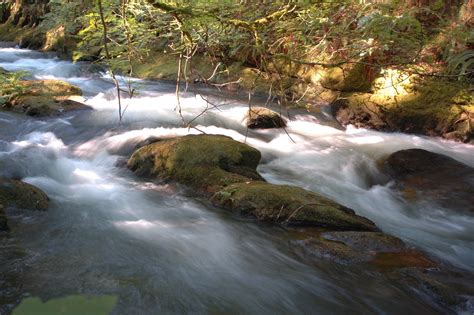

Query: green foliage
left=38, top=0, right=472, bottom=90
left=0, top=70, right=28, bottom=105
left=447, top=50, right=474, bottom=80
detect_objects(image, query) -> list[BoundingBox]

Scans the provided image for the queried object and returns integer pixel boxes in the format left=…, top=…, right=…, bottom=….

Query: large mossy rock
left=245, top=107, right=286, bottom=129
left=211, top=182, right=378, bottom=231
left=2, top=80, right=90, bottom=117
left=128, top=135, right=264, bottom=194
left=332, top=79, right=474, bottom=142
left=0, top=178, right=49, bottom=211
left=382, top=149, right=474, bottom=213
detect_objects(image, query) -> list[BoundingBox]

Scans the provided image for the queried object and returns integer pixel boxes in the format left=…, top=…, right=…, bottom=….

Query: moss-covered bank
left=332, top=78, right=474, bottom=142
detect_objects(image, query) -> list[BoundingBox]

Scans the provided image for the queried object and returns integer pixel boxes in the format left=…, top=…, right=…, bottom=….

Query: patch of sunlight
left=12, top=295, right=117, bottom=315
left=373, top=69, right=412, bottom=97
left=73, top=168, right=101, bottom=181
left=347, top=135, right=385, bottom=145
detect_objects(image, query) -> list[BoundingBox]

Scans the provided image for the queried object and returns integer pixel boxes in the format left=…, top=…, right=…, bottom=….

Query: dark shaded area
left=382, top=148, right=474, bottom=214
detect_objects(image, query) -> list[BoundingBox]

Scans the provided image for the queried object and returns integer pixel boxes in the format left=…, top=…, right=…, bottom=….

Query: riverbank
left=1, top=0, right=473, bottom=143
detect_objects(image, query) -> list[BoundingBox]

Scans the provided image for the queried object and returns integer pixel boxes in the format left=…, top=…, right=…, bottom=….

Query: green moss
left=334, top=78, right=473, bottom=142
left=321, top=63, right=379, bottom=92
left=128, top=135, right=263, bottom=194
left=13, top=295, right=118, bottom=315
left=0, top=178, right=49, bottom=211
left=2, top=79, right=87, bottom=117
left=211, top=182, right=378, bottom=231
left=0, top=22, right=45, bottom=49
left=132, top=52, right=180, bottom=80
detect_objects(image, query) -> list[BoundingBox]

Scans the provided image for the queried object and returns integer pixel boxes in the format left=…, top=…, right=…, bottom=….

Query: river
left=1, top=48, right=473, bottom=314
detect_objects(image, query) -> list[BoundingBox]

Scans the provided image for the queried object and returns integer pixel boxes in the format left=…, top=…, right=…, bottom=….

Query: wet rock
left=128, top=135, right=379, bottom=231
left=388, top=267, right=474, bottom=312
left=2, top=79, right=91, bottom=117
left=382, top=149, right=474, bottom=213
left=370, top=250, right=435, bottom=270
left=245, top=107, right=286, bottom=129
left=128, top=135, right=264, bottom=194
left=293, top=231, right=407, bottom=264
left=0, top=204, right=8, bottom=232
left=0, top=42, right=16, bottom=48
left=0, top=240, right=26, bottom=314
left=211, top=182, right=378, bottom=231
left=322, top=231, right=406, bottom=253
left=0, top=178, right=49, bottom=211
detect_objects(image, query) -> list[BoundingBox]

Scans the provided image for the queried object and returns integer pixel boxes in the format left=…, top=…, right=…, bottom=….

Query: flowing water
left=0, top=48, right=473, bottom=314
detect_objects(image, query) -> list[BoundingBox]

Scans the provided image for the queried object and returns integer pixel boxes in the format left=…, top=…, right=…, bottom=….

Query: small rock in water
left=245, top=107, right=286, bottom=129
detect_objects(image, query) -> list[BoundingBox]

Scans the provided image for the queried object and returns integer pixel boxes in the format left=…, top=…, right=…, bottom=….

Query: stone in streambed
left=211, top=182, right=378, bottom=231
left=0, top=178, right=49, bottom=211
left=382, top=149, right=474, bottom=213
left=128, top=134, right=264, bottom=194
left=128, top=134, right=378, bottom=231
left=292, top=230, right=407, bottom=264
left=245, top=107, right=286, bottom=129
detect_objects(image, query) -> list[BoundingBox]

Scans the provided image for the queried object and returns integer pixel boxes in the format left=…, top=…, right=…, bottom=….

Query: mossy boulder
left=245, top=107, right=286, bottom=129
left=127, top=135, right=264, bottom=194
left=382, top=149, right=474, bottom=213
left=211, top=182, right=378, bottom=231
left=332, top=79, right=474, bottom=142
left=0, top=178, right=49, bottom=211
left=2, top=79, right=90, bottom=117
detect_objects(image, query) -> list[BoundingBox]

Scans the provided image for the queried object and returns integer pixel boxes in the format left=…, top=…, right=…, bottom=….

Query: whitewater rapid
left=1, top=48, right=473, bottom=314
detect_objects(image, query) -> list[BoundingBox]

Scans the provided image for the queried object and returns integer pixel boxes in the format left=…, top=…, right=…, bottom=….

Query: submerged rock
left=0, top=178, right=49, bottom=211
left=0, top=204, right=8, bottom=232
left=211, top=182, right=378, bottom=231
left=382, top=149, right=474, bottom=213
left=2, top=79, right=90, bottom=117
left=245, top=107, right=286, bottom=129
left=294, top=231, right=408, bottom=264
left=128, top=135, right=264, bottom=194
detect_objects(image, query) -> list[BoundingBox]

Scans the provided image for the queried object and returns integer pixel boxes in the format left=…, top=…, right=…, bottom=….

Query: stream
left=1, top=48, right=473, bottom=314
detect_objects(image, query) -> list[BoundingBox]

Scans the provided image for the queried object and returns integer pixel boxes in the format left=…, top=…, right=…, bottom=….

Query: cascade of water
left=1, top=47, right=473, bottom=314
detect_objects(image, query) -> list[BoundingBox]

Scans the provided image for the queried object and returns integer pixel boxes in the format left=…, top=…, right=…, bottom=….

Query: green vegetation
left=0, top=178, right=49, bottom=211
left=0, top=77, right=87, bottom=117
left=0, top=68, right=28, bottom=106
left=0, top=0, right=473, bottom=139
left=12, top=295, right=118, bottom=315
left=211, top=182, right=377, bottom=231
